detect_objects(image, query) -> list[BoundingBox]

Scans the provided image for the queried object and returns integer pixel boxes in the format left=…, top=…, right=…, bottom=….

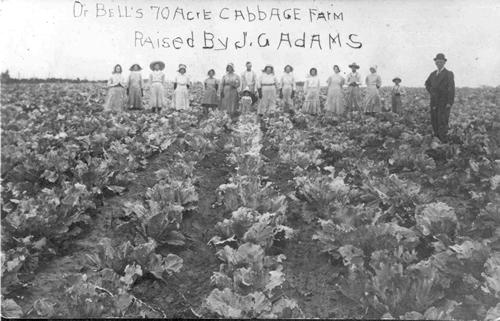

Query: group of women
left=104, top=60, right=404, bottom=116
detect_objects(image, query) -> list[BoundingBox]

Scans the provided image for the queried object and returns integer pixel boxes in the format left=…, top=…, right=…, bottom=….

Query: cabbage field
left=1, top=82, right=500, bottom=319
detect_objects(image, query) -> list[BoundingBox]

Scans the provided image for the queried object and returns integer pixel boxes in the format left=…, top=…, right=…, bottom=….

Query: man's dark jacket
left=425, top=68, right=455, bottom=107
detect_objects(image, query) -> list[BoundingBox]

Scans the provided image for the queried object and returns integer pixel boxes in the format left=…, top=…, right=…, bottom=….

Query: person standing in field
left=257, top=65, right=280, bottom=116
left=425, top=53, right=455, bottom=142
left=172, top=64, right=191, bottom=111
left=346, top=63, right=362, bottom=112
left=104, top=64, right=127, bottom=113
left=149, top=61, right=165, bottom=113
left=220, top=63, right=241, bottom=116
left=201, top=69, right=219, bottom=114
left=325, top=65, right=345, bottom=116
left=241, top=61, right=258, bottom=105
left=127, top=64, right=143, bottom=110
left=240, top=86, right=253, bottom=114
left=364, top=65, right=382, bottom=115
left=280, top=65, right=296, bottom=113
left=391, top=77, right=404, bottom=114
left=302, top=67, right=321, bottom=115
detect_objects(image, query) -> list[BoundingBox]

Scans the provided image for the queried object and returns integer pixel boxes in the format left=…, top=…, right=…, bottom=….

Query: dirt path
left=13, top=129, right=233, bottom=318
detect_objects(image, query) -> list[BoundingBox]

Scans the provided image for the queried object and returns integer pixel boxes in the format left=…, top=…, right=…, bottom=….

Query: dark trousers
left=430, top=104, right=451, bottom=142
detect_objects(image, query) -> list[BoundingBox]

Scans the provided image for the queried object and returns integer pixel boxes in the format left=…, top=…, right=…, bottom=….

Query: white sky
left=1, top=0, right=499, bottom=87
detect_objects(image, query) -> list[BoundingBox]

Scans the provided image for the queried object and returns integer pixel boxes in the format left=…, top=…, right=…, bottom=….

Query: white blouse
left=281, top=73, right=297, bottom=90
left=257, top=73, right=279, bottom=88
left=347, top=72, right=362, bottom=86
left=304, top=76, right=320, bottom=91
left=174, top=73, right=191, bottom=86
left=108, top=73, right=127, bottom=88
left=150, top=70, right=165, bottom=84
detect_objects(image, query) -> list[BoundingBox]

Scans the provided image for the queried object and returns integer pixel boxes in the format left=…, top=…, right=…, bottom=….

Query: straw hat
left=178, top=64, right=187, bottom=72
left=348, top=62, right=360, bottom=69
left=150, top=61, right=165, bottom=71
left=262, top=64, right=274, bottom=73
left=392, top=77, right=402, bottom=83
left=129, top=64, right=142, bottom=71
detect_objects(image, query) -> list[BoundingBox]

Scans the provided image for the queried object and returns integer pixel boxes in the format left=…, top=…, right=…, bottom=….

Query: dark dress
left=425, top=68, right=455, bottom=141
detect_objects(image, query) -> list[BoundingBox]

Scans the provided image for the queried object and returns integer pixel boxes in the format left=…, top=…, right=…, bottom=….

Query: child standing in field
left=127, top=64, right=143, bottom=110
left=172, top=64, right=191, bottom=111
left=280, top=65, right=296, bottom=113
left=104, top=64, right=127, bottom=113
left=391, top=77, right=404, bottom=113
left=201, top=69, right=219, bottom=114
left=149, top=61, right=165, bottom=113
left=240, top=86, right=253, bottom=114
left=303, top=68, right=321, bottom=115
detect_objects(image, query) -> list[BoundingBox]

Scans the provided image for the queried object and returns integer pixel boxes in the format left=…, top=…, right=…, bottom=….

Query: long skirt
left=105, top=86, right=126, bottom=112
left=326, top=87, right=344, bottom=114
left=364, top=86, right=382, bottom=113
left=346, top=86, right=361, bottom=111
left=302, top=87, right=320, bottom=114
left=391, top=95, right=402, bottom=113
left=150, top=83, right=164, bottom=108
left=220, top=85, right=239, bottom=114
left=201, top=88, right=219, bottom=107
left=258, top=86, right=277, bottom=115
left=128, top=85, right=142, bottom=109
left=282, top=86, right=294, bottom=112
left=173, top=86, right=189, bottom=110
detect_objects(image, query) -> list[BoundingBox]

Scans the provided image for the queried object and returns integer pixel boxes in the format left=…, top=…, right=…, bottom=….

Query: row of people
left=104, top=60, right=405, bottom=115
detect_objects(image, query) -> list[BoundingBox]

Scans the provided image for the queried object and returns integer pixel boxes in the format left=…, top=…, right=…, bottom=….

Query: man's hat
left=348, top=62, right=360, bottom=69
left=433, top=53, right=447, bottom=61
left=392, top=77, right=402, bottom=83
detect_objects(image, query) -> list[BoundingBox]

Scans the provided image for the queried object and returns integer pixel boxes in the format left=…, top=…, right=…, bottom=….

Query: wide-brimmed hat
left=392, top=77, right=402, bottom=83
left=150, top=61, right=165, bottom=71
left=178, top=64, right=187, bottom=72
left=241, top=86, right=251, bottom=94
left=263, top=64, right=274, bottom=72
left=433, top=53, right=447, bottom=61
left=129, top=64, right=142, bottom=71
left=284, top=65, right=294, bottom=72
left=348, top=62, right=360, bottom=69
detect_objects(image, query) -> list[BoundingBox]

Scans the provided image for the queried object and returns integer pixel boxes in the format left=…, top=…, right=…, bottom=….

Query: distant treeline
left=1, top=70, right=104, bottom=84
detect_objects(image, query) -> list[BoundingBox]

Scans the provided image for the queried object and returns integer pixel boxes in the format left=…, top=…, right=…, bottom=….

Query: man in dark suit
left=425, top=53, right=455, bottom=142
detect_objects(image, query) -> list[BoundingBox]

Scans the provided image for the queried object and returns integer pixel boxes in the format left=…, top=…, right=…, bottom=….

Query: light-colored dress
left=240, top=95, right=253, bottom=114
left=346, top=72, right=362, bottom=111
left=303, top=76, right=321, bottom=114
left=241, top=70, right=257, bottom=93
left=105, top=73, right=127, bottom=112
left=220, top=73, right=240, bottom=114
left=149, top=70, right=165, bottom=109
left=280, top=72, right=296, bottom=111
left=202, top=77, right=219, bottom=107
left=364, top=73, right=382, bottom=113
left=173, top=73, right=191, bottom=110
left=391, top=85, right=405, bottom=113
left=128, top=71, right=143, bottom=109
left=326, top=73, right=345, bottom=114
left=257, top=73, right=279, bottom=115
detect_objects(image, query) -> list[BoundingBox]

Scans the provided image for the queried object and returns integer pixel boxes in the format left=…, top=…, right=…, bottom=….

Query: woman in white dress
left=302, top=68, right=321, bottom=115
left=257, top=65, right=279, bottom=116
left=325, top=65, right=345, bottom=115
left=149, top=61, right=165, bottom=113
left=364, top=65, right=382, bottom=115
left=173, top=64, right=191, bottom=111
left=104, top=64, right=127, bottom=112
left=280, top=65, right=296, bottom=113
